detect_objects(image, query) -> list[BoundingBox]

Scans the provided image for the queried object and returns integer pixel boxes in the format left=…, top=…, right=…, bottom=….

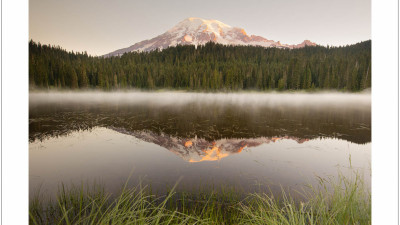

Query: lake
left=29, top=91, right=371, bottom=199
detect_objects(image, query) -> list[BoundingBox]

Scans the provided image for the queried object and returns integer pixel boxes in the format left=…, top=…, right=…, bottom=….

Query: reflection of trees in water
left=29, top=103, right=371, bottom=144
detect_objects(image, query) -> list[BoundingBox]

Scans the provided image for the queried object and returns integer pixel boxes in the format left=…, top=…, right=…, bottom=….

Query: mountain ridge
left=105, top=17, right=316, bottom=57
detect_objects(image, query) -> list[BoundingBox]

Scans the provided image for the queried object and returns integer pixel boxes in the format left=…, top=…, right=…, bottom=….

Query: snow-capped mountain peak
left=105, top=17, right=316, bottom=56
left=169, top=17, right=232, bottom=33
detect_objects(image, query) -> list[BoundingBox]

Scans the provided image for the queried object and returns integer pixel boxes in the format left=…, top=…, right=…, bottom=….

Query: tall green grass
left=30, top=171, right=370, bottom=225
left=238, top=171, right=370, bottom=225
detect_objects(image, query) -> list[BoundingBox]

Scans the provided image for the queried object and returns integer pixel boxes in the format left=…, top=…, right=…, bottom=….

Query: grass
left=30, top=170, right=370, bottom=225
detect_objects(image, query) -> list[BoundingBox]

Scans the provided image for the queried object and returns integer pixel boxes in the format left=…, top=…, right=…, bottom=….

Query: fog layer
left=30, top=91, right=370, bottom=109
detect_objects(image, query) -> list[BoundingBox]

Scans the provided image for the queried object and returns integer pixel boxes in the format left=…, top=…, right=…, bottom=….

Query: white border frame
left=371, top=0, right=399, bottom=224
left=1, top=0, right=399, bottom=224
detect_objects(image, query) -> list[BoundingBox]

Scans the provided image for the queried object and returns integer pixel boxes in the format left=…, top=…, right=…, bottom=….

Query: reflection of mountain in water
left=113, top=128, right=310, bottom=162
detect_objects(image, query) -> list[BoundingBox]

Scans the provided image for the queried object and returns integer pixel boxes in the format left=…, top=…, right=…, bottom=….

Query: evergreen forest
left=29, top=40, right=371, bottom=91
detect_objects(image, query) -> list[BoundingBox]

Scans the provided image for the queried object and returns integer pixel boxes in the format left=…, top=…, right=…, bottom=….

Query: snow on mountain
left=105, top=17, right=316, bottom=57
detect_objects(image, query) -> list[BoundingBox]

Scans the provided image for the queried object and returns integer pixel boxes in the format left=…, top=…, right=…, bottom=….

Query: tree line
left=29, top=40, right=371, bottom=91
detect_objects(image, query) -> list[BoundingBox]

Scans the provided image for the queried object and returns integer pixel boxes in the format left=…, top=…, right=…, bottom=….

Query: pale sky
left=30, top=0, right=371, bottom=56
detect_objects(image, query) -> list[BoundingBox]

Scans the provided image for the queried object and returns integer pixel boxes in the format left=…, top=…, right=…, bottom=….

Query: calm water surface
left=29, top=92, right=371, bottom=198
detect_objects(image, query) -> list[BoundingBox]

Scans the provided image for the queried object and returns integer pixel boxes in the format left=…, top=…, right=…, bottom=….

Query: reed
left=30, top=170, right=370, bottom=225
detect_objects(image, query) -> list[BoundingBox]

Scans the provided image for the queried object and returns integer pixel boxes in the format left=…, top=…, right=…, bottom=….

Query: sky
left=30, top=0, right=371, bottom=56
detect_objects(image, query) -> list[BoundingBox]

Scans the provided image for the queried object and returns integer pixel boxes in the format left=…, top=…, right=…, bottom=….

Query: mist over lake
left=30, top=91, right=371, bottom=108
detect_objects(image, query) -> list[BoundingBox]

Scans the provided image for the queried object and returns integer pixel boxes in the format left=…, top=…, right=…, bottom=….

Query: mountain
left=105, top=17, right=316, bottom=57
